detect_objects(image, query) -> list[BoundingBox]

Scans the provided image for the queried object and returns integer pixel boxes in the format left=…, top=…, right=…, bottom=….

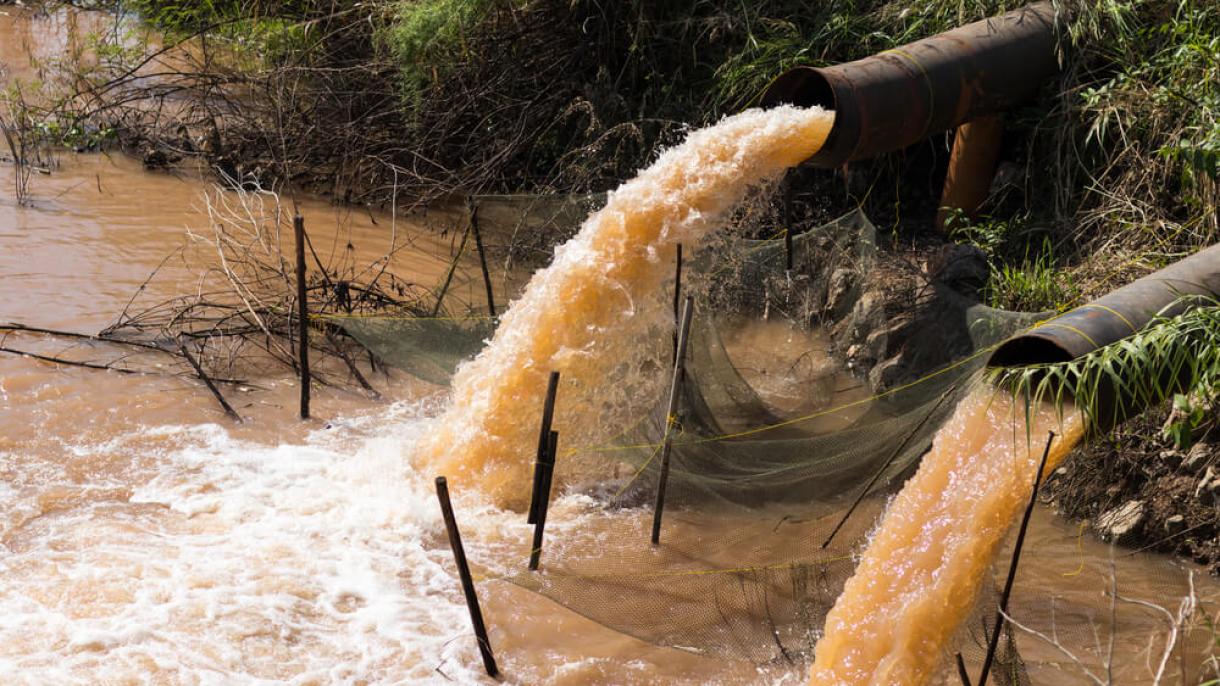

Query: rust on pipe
left=937, top=114, right=1005, bottom=231
left=759, top=2, right=1060, bottom=167
left=989, top=243, right=1220, bottom=367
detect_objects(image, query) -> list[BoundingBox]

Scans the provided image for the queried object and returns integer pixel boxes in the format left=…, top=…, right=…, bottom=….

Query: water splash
left=417, top=106, right=834, bottom=508
left=808, top=387, right=1085, bottom=685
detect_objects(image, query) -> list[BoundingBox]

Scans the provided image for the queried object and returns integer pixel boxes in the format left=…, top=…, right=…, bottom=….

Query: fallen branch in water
left=0, top=345, right=254, bottom=387
left=0, top=345, right=145, bottom=375
left=179, top=343, right=244, bottom=422
left=0, top=322, right=171, bottom=353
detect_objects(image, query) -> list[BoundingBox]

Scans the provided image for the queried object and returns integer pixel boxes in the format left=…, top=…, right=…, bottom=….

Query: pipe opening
left=760, top=68, right=835, bottom=110
left=988, top=337, right=1074, bottom=367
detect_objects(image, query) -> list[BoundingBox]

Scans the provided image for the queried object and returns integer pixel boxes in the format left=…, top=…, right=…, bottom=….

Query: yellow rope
left=470, top=553, right=855, bottom=583
left=1081, top=303, right=1139, bottom=335
left=1061, top=521, right=1088, bottom=577
left=311, top=312, right=494, bottom=322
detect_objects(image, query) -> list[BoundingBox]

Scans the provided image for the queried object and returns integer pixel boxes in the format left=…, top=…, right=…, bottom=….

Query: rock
left=824, top=268, right=857, bottom=319
left=862, top=330, right=887, bottom=365
left=846, top=291, right=885, bottom=342
left=1196, top=467, right=1220, bottom=503
left=1183, top=442, right=1213, bottom=474
left=868, top=356, right=906, bottom=391
left=1054, top=467, right=1069, bottom=477
left=1095, top=500, right=1145, bottom=544
left=927, top=244, right=989, bottom=298
left=1165, top=514, right=1187, bottom=536
left=1159, top=449, right=1184, bottom=470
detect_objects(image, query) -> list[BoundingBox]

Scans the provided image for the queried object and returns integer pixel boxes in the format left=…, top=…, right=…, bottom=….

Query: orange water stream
left=419, top=106, right=835, bottom=508
left=3, top=6, right=1218, bottom=684
left=809, top=389, right=1086, bottom=685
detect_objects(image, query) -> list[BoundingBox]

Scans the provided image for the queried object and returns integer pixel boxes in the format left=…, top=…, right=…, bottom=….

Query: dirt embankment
left=1045, top=407, right=1220, bottom=573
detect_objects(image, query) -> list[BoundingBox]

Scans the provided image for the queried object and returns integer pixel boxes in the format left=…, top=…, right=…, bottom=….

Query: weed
left=986, top=245, right=1078, bottom=313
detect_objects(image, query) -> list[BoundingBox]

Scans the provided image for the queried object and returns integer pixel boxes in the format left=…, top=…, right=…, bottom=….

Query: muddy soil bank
left=1046, top=406, right=1220, bottom=574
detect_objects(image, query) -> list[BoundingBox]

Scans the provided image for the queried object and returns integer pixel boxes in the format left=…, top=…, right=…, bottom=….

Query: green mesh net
left=328, top=198, right=1203, bottom=683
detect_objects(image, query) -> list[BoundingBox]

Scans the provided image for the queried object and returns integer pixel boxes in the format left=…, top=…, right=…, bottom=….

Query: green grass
left=987, top=252, right=1078, bottom=313
left=118, top=0, right=317, bottom=61
left=96, top=0, right=1217, bottom=261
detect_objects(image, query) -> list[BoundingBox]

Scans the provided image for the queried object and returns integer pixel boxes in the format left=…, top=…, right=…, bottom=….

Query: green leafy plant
left=944, top=208, right=1010, bottom=259
left=989, top=298, right=1220, bottom=434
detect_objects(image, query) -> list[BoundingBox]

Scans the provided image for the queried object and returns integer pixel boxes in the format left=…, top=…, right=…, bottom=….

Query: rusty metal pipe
left=760, top=2, right=1060, bottom=167
left=988, top=243, right=1220, bottom=367
left=937, top=114, right=1005, bottom=231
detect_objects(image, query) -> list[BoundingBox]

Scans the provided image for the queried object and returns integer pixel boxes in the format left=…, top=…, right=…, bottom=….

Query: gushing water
left=417, top=106, right=834, bottom=508
left=808, top=388, right=1085, bottom=685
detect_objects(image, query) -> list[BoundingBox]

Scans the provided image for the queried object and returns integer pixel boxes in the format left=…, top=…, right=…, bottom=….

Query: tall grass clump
left=1039, top=0, right=1219, bottom=271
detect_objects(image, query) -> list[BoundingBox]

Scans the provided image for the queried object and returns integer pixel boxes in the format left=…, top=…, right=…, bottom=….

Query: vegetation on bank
left=48, top=0, right=1207, bottom=303
left=1, top=0, right=1216, bottom=570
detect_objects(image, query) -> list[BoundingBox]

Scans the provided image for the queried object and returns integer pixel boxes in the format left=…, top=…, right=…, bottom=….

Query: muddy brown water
left=1, top=6, right=1218, bottom=685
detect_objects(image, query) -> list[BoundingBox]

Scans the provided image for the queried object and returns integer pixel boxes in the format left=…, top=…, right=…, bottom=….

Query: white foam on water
left=0, top=403, right=506, bottom=685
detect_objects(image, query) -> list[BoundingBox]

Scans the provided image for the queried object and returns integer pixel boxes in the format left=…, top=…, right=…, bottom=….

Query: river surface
left=1, top=6, right=1217, bottom=685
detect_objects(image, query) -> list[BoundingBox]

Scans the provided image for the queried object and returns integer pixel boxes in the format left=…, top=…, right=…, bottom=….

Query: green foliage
left=1064, top=0, right=1220, bottom=250
left=986, top=242, right=1078, bottom=313
left=990, top=299, right=1220, bottom=433
left=944, top=208, right=1012, bottom=259
left=383, top=0, right=498, bottom=106
left=120, top=0, right=314, bottom=61
left=946, top=211, right=1076, bottom=313
left=710, top=0, right=1018, bottom=110
left=122, top=0, right=248, bottom=33
left=1162, top=392, right=1204, bottom=448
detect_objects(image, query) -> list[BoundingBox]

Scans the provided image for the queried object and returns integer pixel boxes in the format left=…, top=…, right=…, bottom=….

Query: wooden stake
left=179, top=344, right=242, bottom=423
left=469, top=200, right=497, bottom=319
left=977, top=430, right=1056, bottom=686
left=435, top=477, right=499, bottom=678
left=652, top=295, right=694, bottom=546
left=528, top=430, right=559, bottom=571
left=528, top=371, right=560, bottom=525
left=672, top=244, right=682, bottom=364
left=294, top=213, right=311, bottom=420
left=956, top=653, right=972, bottom=686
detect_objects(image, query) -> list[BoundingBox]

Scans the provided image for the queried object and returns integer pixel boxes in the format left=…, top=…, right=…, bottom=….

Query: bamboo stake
left=652, top=295, right=694, bottom=546
left=435, top=477, right=499, bottom=678
left=179, top=344, right=242, bottom=422
left=528, top=371, right=560, bottom=525
left=469, top=200, right=497, bottom=319
left=977, top=430, right=1056, bottom=686
left=528, top=429, right=559, bottom=571
left=294, top=213, right=311, bottom=419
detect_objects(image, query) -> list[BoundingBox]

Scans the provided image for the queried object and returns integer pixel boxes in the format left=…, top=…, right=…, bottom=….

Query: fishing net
left=330, top=197, right=1204, bottom=682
